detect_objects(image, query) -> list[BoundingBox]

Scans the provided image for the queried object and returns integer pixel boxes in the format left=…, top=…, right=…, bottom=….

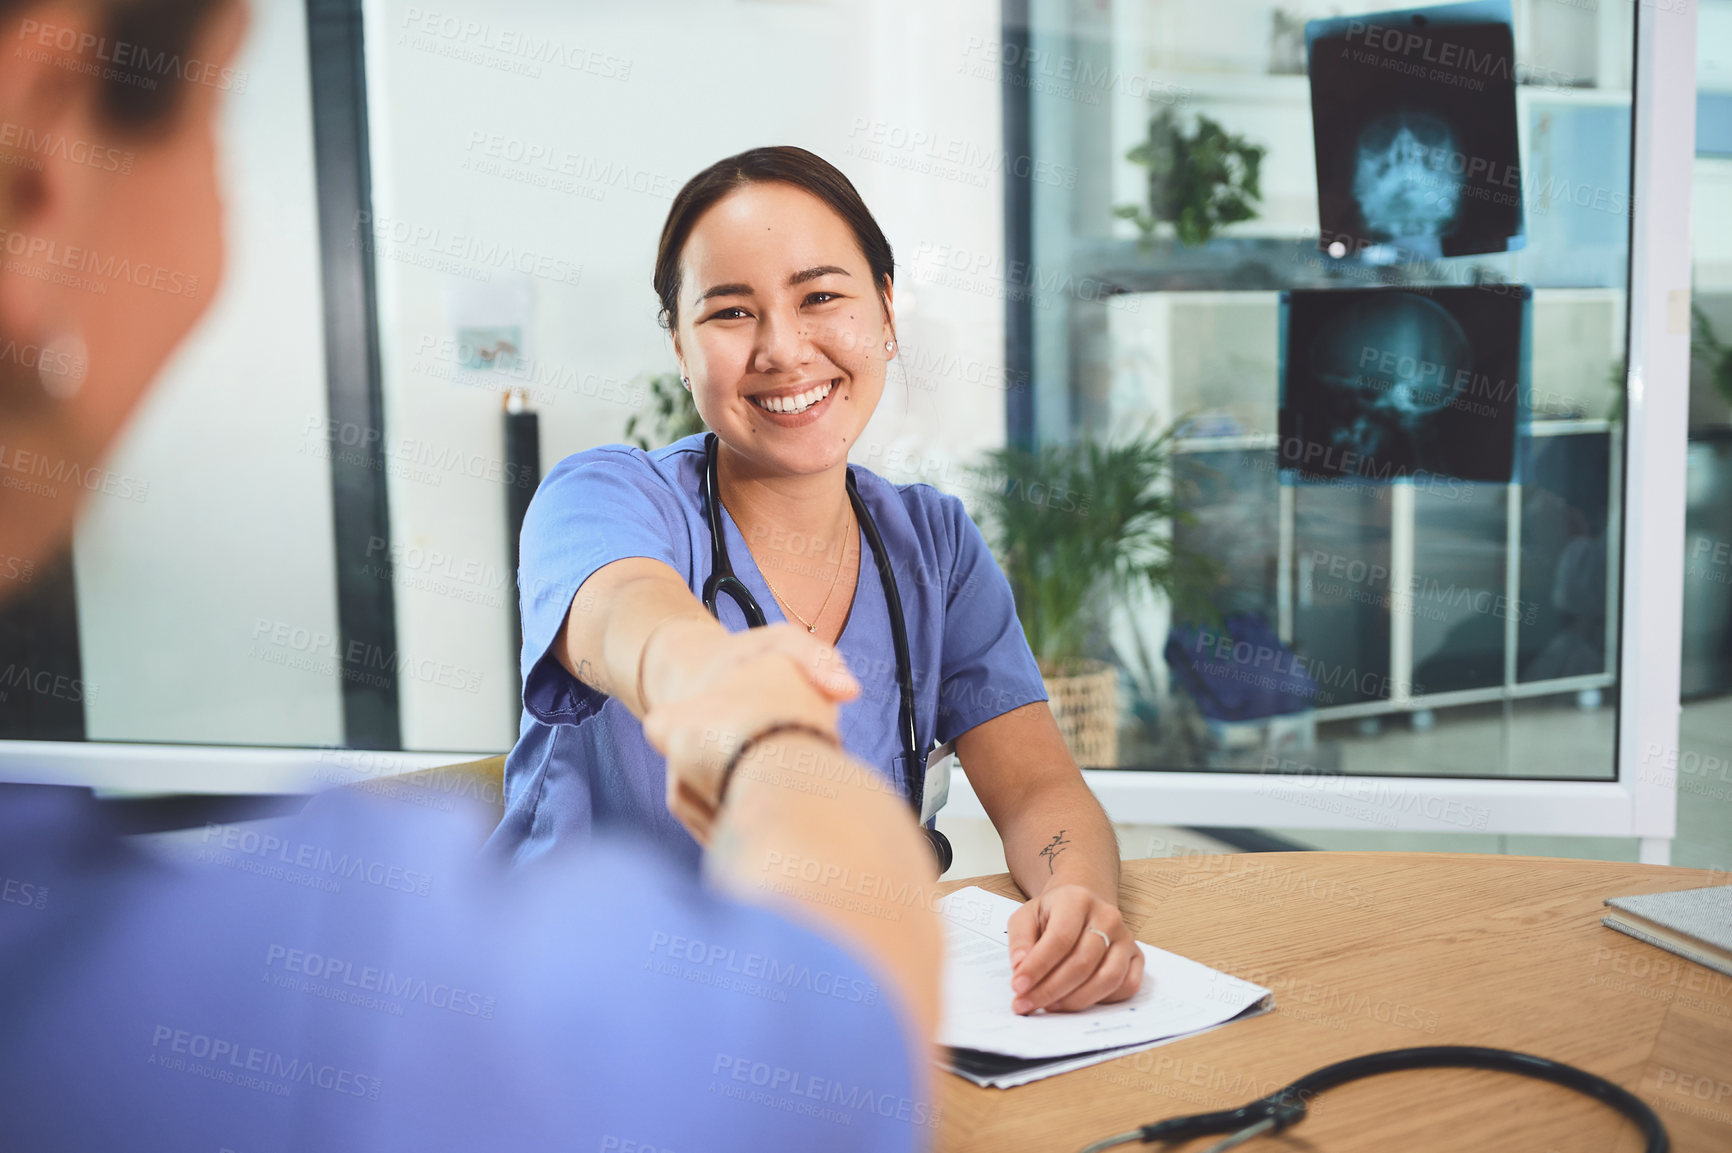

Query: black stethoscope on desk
left=1078, top=1045, right=1668, bottom=1153
left=698, top=432, right=954, bottom=873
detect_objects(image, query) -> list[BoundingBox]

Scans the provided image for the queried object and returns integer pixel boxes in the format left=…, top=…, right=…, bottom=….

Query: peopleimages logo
left=0, top=226, right=199, bottom=297
left=846, top=118, right=1077, bottom=190
left=398, top=8, right=632, bottom=80
left=248, top=615, right=485, bottom=696
left=264, top=944, right=496, bottom=1018
left=15, top=19, right=249, bottom=93
left=711, top=1054, right=941, bottom=1129
left=149, top=1026, right=379, bottom=1099
left=0, top=121, right=133, bottom=172
left=1, top=875, right=47, bottom=909
left=353, top=211, right=582, bottom=286
left=1258, top=757, right=1492, bottom=831
left=198, top=822, right=434, bottom=897
left=0, top=442, right=149, bottom=503
left=646, top=932, right=879, bottom=1006
left=0, top=663, right=97, bottom=705
left=1188, top=628, right=1421, bottom=705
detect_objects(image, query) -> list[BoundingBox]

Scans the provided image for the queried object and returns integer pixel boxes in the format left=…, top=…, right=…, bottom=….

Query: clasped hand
left=638, top=620, right=1141, bottom=1014
left=639, top=622, right=862, bottom=844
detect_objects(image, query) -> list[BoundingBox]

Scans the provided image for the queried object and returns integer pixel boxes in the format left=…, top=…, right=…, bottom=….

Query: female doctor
left=490, top=146, right=1142, bottom=1015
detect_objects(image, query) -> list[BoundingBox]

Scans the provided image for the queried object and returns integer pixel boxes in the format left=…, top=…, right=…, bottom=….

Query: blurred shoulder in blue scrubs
left=0, top=0, right=938, bottom=1148
left=0, top=782, right=932, bottom=1151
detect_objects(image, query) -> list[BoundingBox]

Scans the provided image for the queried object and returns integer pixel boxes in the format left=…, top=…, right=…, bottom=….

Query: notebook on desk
left=1602, top=883, right=1732, bottom=978
left=936, top=886, right=1274, bottom=1089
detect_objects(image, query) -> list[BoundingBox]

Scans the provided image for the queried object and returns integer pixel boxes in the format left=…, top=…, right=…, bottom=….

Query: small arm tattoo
left=1038, top=830, right=1071, bottom=874
left=574, top=657, right=613, bottom=697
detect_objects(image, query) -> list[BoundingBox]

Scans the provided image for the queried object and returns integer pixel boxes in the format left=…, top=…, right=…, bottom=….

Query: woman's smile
left=747, top=376, right=842, bottom=425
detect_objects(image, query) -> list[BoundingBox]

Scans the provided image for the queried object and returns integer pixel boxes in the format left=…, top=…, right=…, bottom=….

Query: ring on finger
left=1089, top=927, right=1111, bottom=950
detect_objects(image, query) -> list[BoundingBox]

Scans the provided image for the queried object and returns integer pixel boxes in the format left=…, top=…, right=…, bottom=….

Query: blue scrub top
left=488, top=432, right=1050, bottom=873
left=0, top=782, right=933, bottom=1151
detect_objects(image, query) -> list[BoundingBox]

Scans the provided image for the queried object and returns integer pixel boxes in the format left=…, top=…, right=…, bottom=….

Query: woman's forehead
left=683, top=184, right=865, bottom=280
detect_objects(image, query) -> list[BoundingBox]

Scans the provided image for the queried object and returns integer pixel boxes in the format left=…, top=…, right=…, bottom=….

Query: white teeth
left=754, top=380, right=834, bottom=415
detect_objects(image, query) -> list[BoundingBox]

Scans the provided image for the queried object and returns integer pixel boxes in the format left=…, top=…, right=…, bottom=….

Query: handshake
left=636, top=616, right=878, bottom=844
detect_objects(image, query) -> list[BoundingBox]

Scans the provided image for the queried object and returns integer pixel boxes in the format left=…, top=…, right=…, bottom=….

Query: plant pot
left=1037, top=657, right=1120, bottom=768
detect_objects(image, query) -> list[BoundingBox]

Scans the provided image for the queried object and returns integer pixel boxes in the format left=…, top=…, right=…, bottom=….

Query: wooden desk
left=935, top=853, right=1731, bottom=1153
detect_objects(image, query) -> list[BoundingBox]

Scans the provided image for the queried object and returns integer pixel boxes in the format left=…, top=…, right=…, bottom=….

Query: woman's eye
left=806, top=292, right=841, bottom=306
left=708, top=307, right=750, bottom=321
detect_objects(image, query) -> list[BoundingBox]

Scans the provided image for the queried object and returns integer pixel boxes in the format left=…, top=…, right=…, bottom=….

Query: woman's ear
left=0, top=5, right=101, bottom=348
left=670, top=331, right=688, bottom=385
left=880, top=276, right=898, bottom=358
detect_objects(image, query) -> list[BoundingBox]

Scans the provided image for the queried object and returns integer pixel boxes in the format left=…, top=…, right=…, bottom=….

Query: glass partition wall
left=1020, top=0, right=1636, bottom=784
left=0, top=0, right=1695, bottom=863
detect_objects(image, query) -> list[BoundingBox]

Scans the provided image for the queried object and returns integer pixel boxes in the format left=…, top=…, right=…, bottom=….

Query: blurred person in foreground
left=0, top=2, right=940, bottom=1149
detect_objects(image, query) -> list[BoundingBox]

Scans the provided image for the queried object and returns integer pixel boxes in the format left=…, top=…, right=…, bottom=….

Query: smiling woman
left=657, top=150, right=897, bottom=492
left=490, top=145, right=1148, bottom=1017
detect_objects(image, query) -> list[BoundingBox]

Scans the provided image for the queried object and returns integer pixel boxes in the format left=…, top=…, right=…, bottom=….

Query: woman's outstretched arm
left=553, top=557, right=858, bottom=720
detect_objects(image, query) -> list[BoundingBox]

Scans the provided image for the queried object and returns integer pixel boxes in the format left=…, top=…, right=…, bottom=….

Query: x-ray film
left=1278, top=286, right=1530, bottom=485
left=1306, top=0, right=1525, bottom=260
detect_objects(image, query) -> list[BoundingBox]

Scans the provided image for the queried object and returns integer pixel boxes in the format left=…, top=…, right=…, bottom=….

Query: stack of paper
left=936, top=886, right=1274, bottom=1088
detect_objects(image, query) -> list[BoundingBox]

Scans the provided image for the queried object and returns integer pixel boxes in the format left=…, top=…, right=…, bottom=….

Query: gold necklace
left=758, top=501, right=855, bottom=634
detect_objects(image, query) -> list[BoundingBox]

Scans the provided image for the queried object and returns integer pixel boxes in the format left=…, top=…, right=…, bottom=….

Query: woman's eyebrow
left=698, top=282, right=753, bottom=303
left=697, top=266, right=852, bottom=304
left=788, top=265, right=851, bottom=285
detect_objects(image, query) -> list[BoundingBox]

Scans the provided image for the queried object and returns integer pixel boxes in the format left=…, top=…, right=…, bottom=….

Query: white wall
left=1701, top=0, right=1732, bottom=93
left=72, top=0, right=343, bottom=746
left=362, top=0, right=1010, bottom=750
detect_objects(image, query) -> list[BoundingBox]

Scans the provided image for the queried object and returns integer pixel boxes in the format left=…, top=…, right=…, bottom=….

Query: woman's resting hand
left=1005, top=883, right=1145, bottom=1014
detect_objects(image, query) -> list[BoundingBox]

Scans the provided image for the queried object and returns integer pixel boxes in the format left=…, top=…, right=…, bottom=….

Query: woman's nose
left=751, top=308, right=815, bottom=375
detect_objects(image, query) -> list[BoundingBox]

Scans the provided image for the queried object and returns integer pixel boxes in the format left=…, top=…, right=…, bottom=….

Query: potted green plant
left=1113, top=108, right=1266, bottom=248
left=624, top=372, right=706, bottom=451
left=1693, top=303, right=1732, bottom=415
left=966, top=420, right=1220, bottom=766
left=1606, top=304, right=1732, bottom=426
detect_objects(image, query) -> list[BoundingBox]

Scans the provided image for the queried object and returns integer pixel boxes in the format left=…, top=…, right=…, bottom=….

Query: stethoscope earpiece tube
left=697, top=434, right=950, bottom=869
left=847, top=466, right=922, bottom=803
left=699, top=432, right=767, bottom=628
left=1079, top=1045, right=1668, bottom=1153
left=924, top=826, right=953, bottom=875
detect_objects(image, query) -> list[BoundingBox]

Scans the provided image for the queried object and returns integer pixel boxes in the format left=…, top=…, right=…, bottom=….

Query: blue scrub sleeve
left=0, top=784, right=933, bottom=1152
left=932, top=493, right=1050, bottom=745
left=517, top=446, right=691, bottom=727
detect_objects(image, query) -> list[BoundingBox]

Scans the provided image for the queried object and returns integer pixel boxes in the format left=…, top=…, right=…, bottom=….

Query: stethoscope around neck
left=698, top=431, right=953, bottom=873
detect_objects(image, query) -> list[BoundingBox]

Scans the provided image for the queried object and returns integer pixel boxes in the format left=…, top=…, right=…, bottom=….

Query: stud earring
left=885, top=340, right=895, bottom=353
left=680, top=375, right=691, bottom=389
left=39, top=329, right=87, bottom=400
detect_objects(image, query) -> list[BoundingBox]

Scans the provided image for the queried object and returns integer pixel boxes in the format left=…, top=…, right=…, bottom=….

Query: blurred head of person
left=0, top=0, right=245, bottom=586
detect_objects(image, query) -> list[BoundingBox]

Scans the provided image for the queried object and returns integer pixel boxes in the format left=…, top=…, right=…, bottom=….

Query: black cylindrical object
left=504, top=391, right=541, bottom=715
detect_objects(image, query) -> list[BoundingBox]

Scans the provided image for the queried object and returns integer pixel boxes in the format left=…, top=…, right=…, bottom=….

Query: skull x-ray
left=1278, top=287, right=1529, bottom=484
left=1306, top=0, right=1524, bottom=260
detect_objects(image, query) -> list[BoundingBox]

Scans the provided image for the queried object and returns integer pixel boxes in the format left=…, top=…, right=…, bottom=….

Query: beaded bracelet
left=717, top=722, right=838, bottom=807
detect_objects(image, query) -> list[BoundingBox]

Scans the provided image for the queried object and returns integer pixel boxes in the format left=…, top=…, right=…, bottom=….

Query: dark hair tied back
left=653, top=146, right=894, bottom=332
